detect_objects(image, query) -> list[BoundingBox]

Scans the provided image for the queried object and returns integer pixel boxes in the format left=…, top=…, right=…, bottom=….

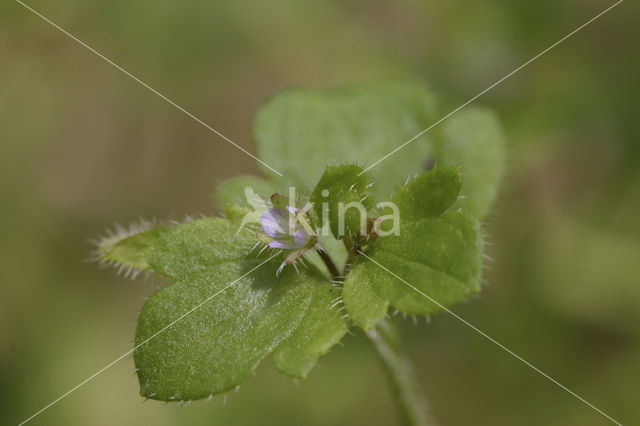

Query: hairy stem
left=366, top=319, right=435, bottom=426
left=343, top=236, right=359, bottom=270
left=315, top=247, right=341, bottom=280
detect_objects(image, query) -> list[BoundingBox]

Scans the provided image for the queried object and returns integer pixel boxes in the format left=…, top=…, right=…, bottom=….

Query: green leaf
left=254, top=81, right=438, bottom=198
left=134, top=218, right=347, bottom=401
left=391, top=166, right=462, bottom=221
left=365, top=212, right=483, bottom=315
left=96, top=226, right=169, bottom=272
left=436, top=108, right=505, bottom=218
left=342, top=168, right=483, bottom=326
left=311, top=164, right=372, bottom=239
left=342, top=262, right=388, bottom=330
left=273, top=284, right=347, bottom=378
left=215, top=174, right=275, bottom=208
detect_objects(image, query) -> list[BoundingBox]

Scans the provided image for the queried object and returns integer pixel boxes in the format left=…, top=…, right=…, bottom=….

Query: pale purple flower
left=260, top=208, right=289, bottom=239
left=293, top=229, right=311, bottom=247
left=260, top=207, right=312, bottom=250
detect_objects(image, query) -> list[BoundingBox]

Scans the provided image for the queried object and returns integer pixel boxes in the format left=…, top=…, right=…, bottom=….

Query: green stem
left=315, top=246, right=341, bottom=280
left=366, top=319, right=436, bottom=426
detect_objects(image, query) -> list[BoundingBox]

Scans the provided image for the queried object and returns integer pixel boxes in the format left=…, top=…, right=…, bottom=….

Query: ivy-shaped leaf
left=364, top=211, right=482, bottom=315
left=254, top=81, right=438, bottom=197
left=343, top=166, right=483, bottom=328
left=254, top=83, right=505, bottom=217
left=133, top=218, right=347, bottom=400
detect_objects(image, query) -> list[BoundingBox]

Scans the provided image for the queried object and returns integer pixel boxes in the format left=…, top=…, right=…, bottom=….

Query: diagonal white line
left=357, top=251, right=622, bottom=425
left=359, top=0, right=624, bottom=176
left=17, top=252, right=281, bottom=426
left=14, top=0, right=283, bottom=177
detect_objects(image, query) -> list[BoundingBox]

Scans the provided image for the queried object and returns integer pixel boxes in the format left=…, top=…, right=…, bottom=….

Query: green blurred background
left=2, top=0, right=638, bottom=424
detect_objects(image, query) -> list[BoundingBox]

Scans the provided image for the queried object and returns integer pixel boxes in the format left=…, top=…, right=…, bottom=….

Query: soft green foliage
left=341, top=263, right=388, bottom=330
left=254, top=81, right=438, bottom=199
left=272, top=283, right=347, bottom=378
left=134, top=218, right=347, bottom=400
left=96, top=81, right=503, bottom=403
left=343, top=167, right=483, bottom=323
left=311, top=164, right=372, bottom=238
left=360, top=212, right=482, bottom=316
left=97, top=226, right=169, bottom=271
left=254, top=82, right=503, bottom=216
left=436, top=108, right=505, bottom=218
left=390, top=166, right=462, bottom=221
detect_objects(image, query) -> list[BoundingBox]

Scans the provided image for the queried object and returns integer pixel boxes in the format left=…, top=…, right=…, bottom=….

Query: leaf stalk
left=366, top=319, right=435, bottom=426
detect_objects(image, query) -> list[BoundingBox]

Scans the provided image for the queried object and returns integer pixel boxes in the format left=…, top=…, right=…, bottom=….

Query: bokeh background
left=2, top=0, right=638, bottom=424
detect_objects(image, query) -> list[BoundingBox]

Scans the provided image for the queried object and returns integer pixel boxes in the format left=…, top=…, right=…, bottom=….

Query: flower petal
left=269, top=239, right=296, bottom=249
left=293, top=229, right=311, bottom=248
left=260, top=208, right=289, bottom=238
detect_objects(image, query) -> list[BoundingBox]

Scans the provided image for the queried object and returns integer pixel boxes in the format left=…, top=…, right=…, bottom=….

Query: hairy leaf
left=364, top=212, right=483, bottom=315
left=272, top=284, right=347, bottom=377
left=342, top=262, right=388, bottom=330
left=134, top=218, right=346, bottom=401
left=96, top=226, right=169, bottom=271
left=391, top=166, right=462, bottom=221
left=254, top=81, right=438, bottom=198
left=343, top=167, right=483, bottom=326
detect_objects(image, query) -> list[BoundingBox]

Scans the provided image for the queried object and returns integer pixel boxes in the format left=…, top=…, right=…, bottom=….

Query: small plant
left=95, top=81, right=504, bottom=425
